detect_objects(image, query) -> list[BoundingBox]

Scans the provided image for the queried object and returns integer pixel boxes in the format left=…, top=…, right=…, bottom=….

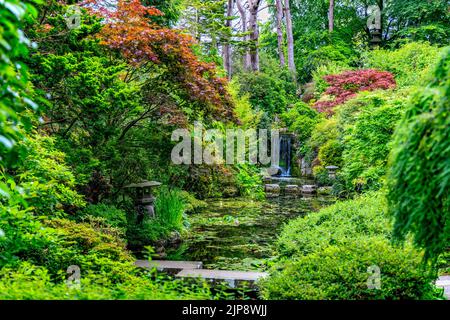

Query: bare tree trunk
left=223, top=0, right=234, bottom=79
left=275, top=0, right=286, bottom=67
left=284, top=0, right=295, bottom=74
left=248, top=0, right=262, bottom=72
left=328, top=0, right=334, bottom=32
left=236, top=0, right=251, bottom=71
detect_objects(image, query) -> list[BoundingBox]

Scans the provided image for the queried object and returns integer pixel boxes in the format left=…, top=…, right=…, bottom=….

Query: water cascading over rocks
left=279, top=134, right=292, bottom=177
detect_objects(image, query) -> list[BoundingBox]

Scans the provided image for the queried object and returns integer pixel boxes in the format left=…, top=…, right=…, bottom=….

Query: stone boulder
left=301, top=185, right=317, bottom=194
left=265, top=184, right=280, bottom=197
left=285, top=185, right=300, bottom=196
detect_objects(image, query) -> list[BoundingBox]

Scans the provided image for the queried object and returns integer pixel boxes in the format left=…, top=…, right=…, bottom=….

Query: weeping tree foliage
left=0, top=0, right=38, bottom=170
left=388, top=47, right=450, bottom=261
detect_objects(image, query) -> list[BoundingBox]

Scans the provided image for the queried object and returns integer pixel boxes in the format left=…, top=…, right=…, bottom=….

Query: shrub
left=178, top=191, right=207, bottom=214
left=275, top=192, right=390, bottom=258
left=437, top=250, right=450, bottom=275
left=388, top=47, right=450, bottom=261
left=0, top=262, right=219, bottom=300
left=313, top=70, right=396, bottom=115
left=261, top=192, right=441, bottom=300
left=364, top=42, right=442, bottom=87
left=261, top=237, right=439, bottom=300
left=79, top=204, right=128, bottom=231
left=229, top=80, right=263, bottom=129
left=17, top=133, right=86, bottom=215
left=41, top=218, right=134, bottom=282
left=309, top=89, right=408, bottom=194
left=280, top=102, right=320, bottom=145
left=317, top=139, right=343, bottom=168
left=235, top=71, right=297, bottom=116
left=338, top=91, right=406, bottom=192
left=310, top=62, right=353, bottom=99
left=297, top=39, right=357, bottom=83
left=0, top=0, right=37, bottom=169
left=0, top=186, right=54, bottom=268
left=235, top=164, right=264, bottom=200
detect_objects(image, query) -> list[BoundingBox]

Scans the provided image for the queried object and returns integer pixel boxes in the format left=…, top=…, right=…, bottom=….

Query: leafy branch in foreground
left=388, top=48, right=450, bottom=261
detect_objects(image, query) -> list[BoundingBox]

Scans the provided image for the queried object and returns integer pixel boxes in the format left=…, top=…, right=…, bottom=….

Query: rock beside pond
left=285, top=185, right=300, bottom=195
left=265, top=184, right=280, bottom=192
left=302, top=185, right=317, bottom=194
left=265, top=184, right=280, bottom=197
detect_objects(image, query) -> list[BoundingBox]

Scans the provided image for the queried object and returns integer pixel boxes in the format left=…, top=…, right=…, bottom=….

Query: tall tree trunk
left=328, top=0, right=334, bottom=32
left=248, top=0, right=261, bottom=72
left=223, top=0, right=234, bottom=79
left=275, top=0, right=286, bottom=67
left=284, top=0, right=295, bottom=74
left=236, top=0, right=251, bottom=71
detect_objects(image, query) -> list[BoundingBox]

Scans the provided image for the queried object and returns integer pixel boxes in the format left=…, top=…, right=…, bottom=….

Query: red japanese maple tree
left=85, top=0, right=235, bottom=122
left=313, top=69, right=396, bottom=115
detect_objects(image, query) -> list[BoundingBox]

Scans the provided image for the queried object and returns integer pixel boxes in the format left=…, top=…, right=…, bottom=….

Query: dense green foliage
left=304, top=42, right=445, bottom=196
left=388, top=48, right=450, bottom=261
left=261, top=193, right=441, bottom=300
left=1, top=0, right=449, bottom=301
left=0, top=0, right=236, bottom=300
left=364, top=42, right=442, bottom=86
left=0, top=0, right=38, bottom=169
left=234, top=60, right=298, bottom=117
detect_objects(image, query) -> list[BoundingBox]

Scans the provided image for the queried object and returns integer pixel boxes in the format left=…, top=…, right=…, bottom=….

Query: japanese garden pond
left=170, top=189, right=335, bottom=271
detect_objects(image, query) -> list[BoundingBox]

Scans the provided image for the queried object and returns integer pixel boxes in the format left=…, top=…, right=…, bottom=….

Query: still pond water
left=174, top=187, right=334, bottom=271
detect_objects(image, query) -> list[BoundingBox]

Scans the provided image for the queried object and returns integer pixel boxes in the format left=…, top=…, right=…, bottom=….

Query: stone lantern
left=125, top=180, right=161, bottom=219
left=369, top=29, right=382, bottom=48
left=325, top=166, right=339, bottom=179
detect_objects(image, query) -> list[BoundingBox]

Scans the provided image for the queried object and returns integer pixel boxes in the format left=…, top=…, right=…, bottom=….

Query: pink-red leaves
left=86, top=0, right=235, bottom=123
left=314, top=69, right=396, bottom=115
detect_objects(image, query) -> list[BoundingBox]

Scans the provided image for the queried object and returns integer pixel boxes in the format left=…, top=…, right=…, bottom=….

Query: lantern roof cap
left=125, top=180, right=161, bottom=188
left=325, top=165, right=339, bottom=170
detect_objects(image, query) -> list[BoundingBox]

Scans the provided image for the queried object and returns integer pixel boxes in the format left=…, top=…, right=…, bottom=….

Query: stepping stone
left=265, top=184, right=280, bottom=198
left=264, top=184, right=280, bottom=193
left=175, top=269, right=268, bottom=288
left=302, top=185, right=317, bottom=194
left=135, top=260, right=203, bottom=273
left=285, top=185, right=300, bottom=195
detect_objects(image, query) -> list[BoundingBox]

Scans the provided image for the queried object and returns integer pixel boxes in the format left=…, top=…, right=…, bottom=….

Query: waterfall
left=279, top=134, right=292, bottom=177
